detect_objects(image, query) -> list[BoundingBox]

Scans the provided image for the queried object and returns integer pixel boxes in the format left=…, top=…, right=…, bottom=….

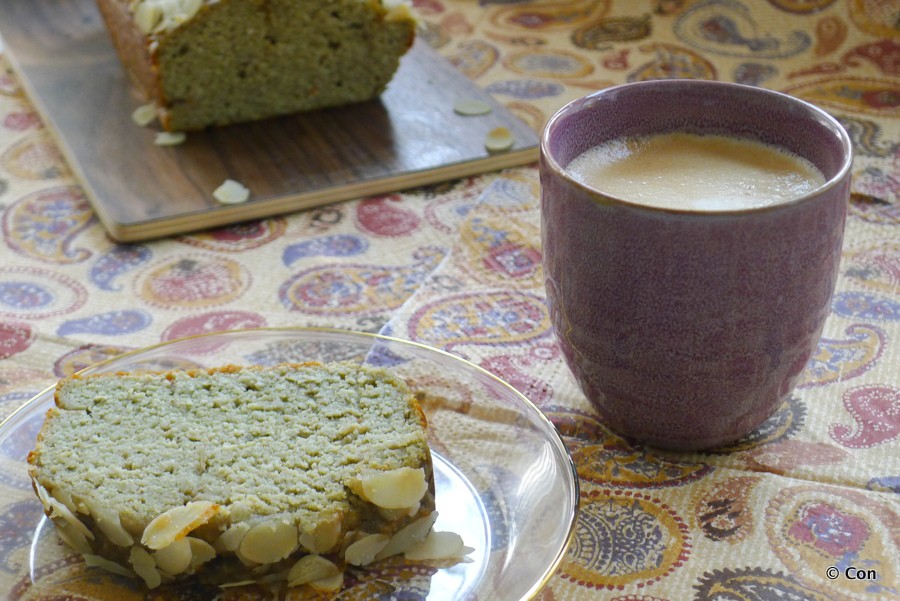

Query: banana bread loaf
left=28, top=362, right=437, bottom=591
left=96, top=0, right=417, bottom=131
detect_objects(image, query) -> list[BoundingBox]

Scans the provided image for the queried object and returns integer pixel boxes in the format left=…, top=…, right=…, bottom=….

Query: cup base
left=585, top=392, right=787, bottom=452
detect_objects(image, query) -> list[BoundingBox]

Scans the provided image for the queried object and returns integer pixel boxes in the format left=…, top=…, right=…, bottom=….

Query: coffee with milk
left=566, top=132, right=826, bottom=211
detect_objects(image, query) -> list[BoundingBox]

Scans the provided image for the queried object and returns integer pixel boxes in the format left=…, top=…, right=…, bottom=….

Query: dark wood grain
left=0, top=0, right=539, bottom=241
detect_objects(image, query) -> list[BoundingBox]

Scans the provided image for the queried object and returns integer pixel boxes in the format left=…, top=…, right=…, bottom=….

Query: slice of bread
left=28, top=362, right=436, bottom=590
left=96, top=0, right=417, bottom=131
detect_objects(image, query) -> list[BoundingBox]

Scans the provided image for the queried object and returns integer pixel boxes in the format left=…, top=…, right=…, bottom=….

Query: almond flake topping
left=129, top=545, right=162, bottom=589
left=153, top=537, right=192, bottom=575
left=187, top=537, right=217, bottom=571
left=84, top=498, right=133, bottom=547
left=309, top=571, right=344, bottom=592
left=131, top=0, right=203, bottom=34
left=344, top=533, right=390, bottom=566
left=287, top=554, right=340, bottom=587
left=383, top=0, right=414, bottom=22
left=131, top=102, right=157, bottom=127
left=239, top=519, right=298, bottom=564
left=375, top=511, right=438, bottom=561
left=358, top=467, right=428, bottom=509
left=39, top=486, right=94, bottom=542
left=299, top=513, right=342, bottom=554
left=215, top=522, right=250, bottom=552
left=83, top=554, right=134, bottom=577
left=141, top=501, right=219, bottom=550
left=405, top=530, right=471, bottom=561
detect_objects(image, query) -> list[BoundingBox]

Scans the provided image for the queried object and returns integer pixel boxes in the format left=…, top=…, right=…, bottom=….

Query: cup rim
left=540, top=79, right=854, bottom=216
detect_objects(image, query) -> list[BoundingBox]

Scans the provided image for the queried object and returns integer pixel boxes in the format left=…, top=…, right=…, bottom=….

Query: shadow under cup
left=540, top=80, right=853, bottom=451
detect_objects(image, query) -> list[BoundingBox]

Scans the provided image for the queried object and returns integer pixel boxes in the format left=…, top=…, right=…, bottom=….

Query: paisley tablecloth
left=1, top=1, right=898, bottom=600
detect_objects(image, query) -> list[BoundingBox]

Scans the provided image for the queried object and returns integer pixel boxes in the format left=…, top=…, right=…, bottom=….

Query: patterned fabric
left=0, top=1, right=897, bottom=600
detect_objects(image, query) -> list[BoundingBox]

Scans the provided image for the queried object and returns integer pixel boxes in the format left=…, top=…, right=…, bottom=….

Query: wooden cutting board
left=0, top=0, right=539, bottom=241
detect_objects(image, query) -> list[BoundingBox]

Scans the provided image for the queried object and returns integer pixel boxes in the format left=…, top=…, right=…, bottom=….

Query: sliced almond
left=377, top=507, right=406, bottom=521
left=214, top=522, right=249, bottom=552
left=55, top=521, right=93, bottom=555
left=485, top=127, right=514, bottom=153
left=83, top=553, right=135, bottom=578
left=344, top=533, right=389, bottom=566
left=404, top=530, right=468, bottom=561
left=44, top=494, right=94, bottom=542
left=153, top=537, right=192, bottom=575
left=384, top=2, right=412, bottom=22
left=298, top=513, right=342, bottom=554
left=133, top=2, right=162, bottom=34
left=70, top=494, right=92, bottom=515
left=159, top=571, right=175, bottom=585
left=251, top=562, right=275, bottom=576
left=135, top=0, right=204, bottom=33
left=32, top=480, right=53, bottom=513
left=154, top=131, right=186, bottom=146
left=234, top=548, right=260, bottom=569
left=213, top=179, right=250, bottom=205
left=239, top=519, right=298, bottom=564
left=141, top=501, right=219, bottom=550
left=378, top=501, right=421, bottom=521
left=84, top=498, right=134, bottom=547
left=131, top=102, right=157, bottom=127
left=228, top=502, right=252, bottom=523
left=309, top=571, right=344, bottom=592
left=375, top=511, right=438, bottom=561
left=187, top=536, right=217, bottom=571
left=179, top=0, right=203, bottom=21
left=286, top=554, right=339, bottom=587
left=129, top=545, right=162, bottom=589
left=219, top=580, right=256, bottom=589
left=453, top=98, right=492, bottom=116
left=357, top=467, right=428, bottom=510
left=52, top=489, right=87, bottom=515
left=257, top=568, right=291, bottom=585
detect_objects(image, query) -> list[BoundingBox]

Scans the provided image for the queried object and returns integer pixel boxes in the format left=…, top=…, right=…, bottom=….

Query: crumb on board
left=131, top=102, right=157, bottom=127
left=213, top=179, right=251, bottom=205
left=484, top=126, right=514, bottom=153
left=154, top=131, right=187, bottom=146
left=453, top=98, right=492, bottom=116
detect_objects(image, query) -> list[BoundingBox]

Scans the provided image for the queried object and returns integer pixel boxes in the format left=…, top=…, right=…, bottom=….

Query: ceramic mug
left=540, top=80, right=852, bottom=450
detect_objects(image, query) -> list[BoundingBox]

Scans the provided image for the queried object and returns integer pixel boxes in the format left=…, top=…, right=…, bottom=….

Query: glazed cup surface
left=540, top=80, right=852, bottom=450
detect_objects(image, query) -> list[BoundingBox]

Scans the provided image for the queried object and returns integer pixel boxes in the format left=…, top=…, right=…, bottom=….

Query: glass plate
left=0, top=327, right=578, bottom=601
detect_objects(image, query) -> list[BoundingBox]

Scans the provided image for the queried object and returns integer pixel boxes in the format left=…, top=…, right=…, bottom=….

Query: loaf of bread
left=96, top=0, right=417, bottom=131
left=28, top=362, right=439, bottom=591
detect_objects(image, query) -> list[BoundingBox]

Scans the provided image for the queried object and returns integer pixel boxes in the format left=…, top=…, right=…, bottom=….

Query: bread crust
left=95, top=0, right=162, bottom=105
left=94, top=0, right=417, bottom=130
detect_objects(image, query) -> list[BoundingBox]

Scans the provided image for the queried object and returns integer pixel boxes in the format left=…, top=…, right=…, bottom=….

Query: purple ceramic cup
left=540, top=80, right=852, bottom=450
